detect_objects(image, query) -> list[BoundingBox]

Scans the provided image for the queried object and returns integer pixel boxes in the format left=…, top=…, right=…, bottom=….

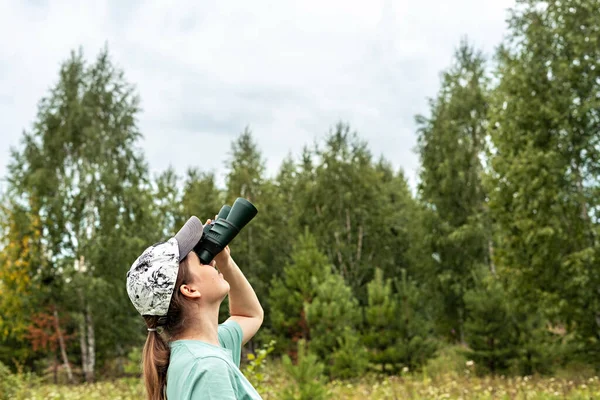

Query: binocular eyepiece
left=193, top=197, right=258, bottom=265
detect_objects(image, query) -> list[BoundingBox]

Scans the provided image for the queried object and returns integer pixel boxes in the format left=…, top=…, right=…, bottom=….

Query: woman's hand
left=214, top=244, right=232, bottom=269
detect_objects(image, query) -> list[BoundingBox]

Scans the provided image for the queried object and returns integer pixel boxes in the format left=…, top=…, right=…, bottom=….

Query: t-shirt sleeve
left=218, top=320, right=243, bottom=367
left=189, top=357, right=237, bottom=399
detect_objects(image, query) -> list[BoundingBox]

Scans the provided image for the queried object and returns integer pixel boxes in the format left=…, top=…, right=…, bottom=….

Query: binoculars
left=193, top=197, right=258, bottom=265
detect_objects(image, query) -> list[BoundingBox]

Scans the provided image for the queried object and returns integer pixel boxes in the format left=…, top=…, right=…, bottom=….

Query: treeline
left=1, top=0, right=600, bottom=383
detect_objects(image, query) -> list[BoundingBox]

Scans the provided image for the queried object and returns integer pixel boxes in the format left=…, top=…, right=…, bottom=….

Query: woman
left=126, top=216, right=264, bottom=399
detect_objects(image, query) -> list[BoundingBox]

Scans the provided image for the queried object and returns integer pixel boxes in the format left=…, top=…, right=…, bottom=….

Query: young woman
left=126, top=216, right=264, bottom=399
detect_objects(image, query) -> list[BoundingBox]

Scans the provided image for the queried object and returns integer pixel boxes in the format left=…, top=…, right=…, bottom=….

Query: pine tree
left=269, top=231, right=331, bottom=353
left=363, top=268, right=399, bottom=372
left=463, top=279, right=518, bottom=374
left=512, top=308, right=561, bottom=376
left=281, top=340, right=328, bottom=400
left=180, top=168, right=225, bottom=227
left=416, top=39, right=491, bottom=342
left=262, top=155, right=299, bottom=276
left=329, top=327, right=369, bottom=379
left=304, top=270, right=362, bottom=372
left=225, top=127, right=265, bottom=205
left=224, top=128, right=271, bottom=321
left=152, top=167, right=183, bottom=238
left=375, top=161, right=426, bottom=282
left=394, top=270, right=438, bottom=371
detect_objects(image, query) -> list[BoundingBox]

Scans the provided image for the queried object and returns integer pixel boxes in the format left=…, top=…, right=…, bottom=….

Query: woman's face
left=181, top=251, right=230, bottom=304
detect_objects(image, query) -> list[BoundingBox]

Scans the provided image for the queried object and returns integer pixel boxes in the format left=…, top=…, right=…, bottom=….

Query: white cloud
left=0, top=0, right=514, bottom=193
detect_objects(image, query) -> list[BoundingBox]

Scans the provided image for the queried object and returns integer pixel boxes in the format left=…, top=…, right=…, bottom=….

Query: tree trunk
left=78, top=298, right=96, bottom=383
left=52, top=306, right=73, bottom=383
left=79, top=314, right=89, bottom=382
left=116, top=344, right=125, bottom=376
left=84, top=305, right=95, bottom=383
left=77, top=255, right=96, bottom=383
left=488, top=239, right=496, bottom=277
left=53, top=350, right=58, bottom=384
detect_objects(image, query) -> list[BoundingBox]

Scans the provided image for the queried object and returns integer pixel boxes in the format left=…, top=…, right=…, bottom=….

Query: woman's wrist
left=217, top=255, right=234, bottom=271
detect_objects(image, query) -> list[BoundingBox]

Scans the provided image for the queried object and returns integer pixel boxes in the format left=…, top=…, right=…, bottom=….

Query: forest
left=1, top=1, right=599, bottom=399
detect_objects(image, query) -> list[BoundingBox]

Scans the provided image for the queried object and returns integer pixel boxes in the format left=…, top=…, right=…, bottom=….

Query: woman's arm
left=216, top=246, right=264, bottom=345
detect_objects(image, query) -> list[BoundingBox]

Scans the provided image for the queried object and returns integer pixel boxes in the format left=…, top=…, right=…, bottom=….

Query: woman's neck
left=175, top=304, right=221, bottom=346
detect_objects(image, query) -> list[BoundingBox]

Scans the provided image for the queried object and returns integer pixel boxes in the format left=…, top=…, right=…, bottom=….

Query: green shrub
left=123, top=346, right=142, bottom=375
left=281, top=340, right=328, bottom=400
left=422, top=344, right=469, bottom=379
left=329, top=328, right=369, bottom=380
left=305, top=272, right=361, bottom=363
left=0, top=361, right=23, bottom=400
left=243, top=340, right=276, bottom=392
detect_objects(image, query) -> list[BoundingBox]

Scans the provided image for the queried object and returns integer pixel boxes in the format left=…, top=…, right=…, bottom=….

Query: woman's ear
left=179, top=284, right=202, bottom=299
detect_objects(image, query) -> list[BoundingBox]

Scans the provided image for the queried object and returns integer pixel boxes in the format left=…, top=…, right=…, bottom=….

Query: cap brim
left=174, top=216, right=204, bottom=261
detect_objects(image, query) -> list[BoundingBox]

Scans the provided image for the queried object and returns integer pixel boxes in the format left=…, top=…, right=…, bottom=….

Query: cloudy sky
left=0, top=0, right=515, bottom=191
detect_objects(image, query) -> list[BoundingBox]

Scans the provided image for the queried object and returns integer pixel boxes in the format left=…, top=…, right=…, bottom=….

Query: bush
left=243, top=340, right=276, bottom=392
left=123, top=346, right=142, bottom=375
left=422, top=344, right=469, bottom=379
left=0, top=361, right=23, bottom=400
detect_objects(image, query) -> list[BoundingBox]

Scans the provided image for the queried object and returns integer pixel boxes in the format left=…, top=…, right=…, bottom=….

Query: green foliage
left=464, top=277, right=567, bottom=377
left=304, top=269, right=362, bottom=366
left=416, top=39, right=491, bottom=342
left=394, top=270, right=439, bottom=370
left=487, top=0, right=600, bottom=364
left=281, top=340, right=328, bottom=400
left=269, top=231, right=332, bottom=353
left=5, top=47, right=158, bottom=379
left=364, top=268, right=437, bottom=373
left=223, top=128, right=277, bottom=315
left=0, top=361, right=40, bottom=400
left=293, top=124, right=420, bottom=301
left=243, top=340, right=276, bottom=391
left=0, top=199, right=44, bottom=366
left=512, top=311, right=561, bottom=376
left=0, top=361, right=21, bottom=400
left=363, top=268, right=398, bottom=372
left=4, top=0, right=600, bottom=381
left=422, top=345, right=469, bottom=379
left=123, top=346, right=142, bottom=376
left=181, top=169, right=225, bottom=228
left=329, top=327, right=369, bottom=380
left=151, top=167, right=184, bottom=238
left=11, top=373, right=600, bottom=400
left=463, top=279, right=518, bottom=374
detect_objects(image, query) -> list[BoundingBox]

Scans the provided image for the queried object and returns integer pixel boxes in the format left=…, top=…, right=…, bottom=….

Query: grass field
left=9, top=373, right=600, bottom=399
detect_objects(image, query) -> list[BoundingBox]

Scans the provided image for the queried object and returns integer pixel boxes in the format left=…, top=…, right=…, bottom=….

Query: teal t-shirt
left=166, top=320, right=262, bottom=399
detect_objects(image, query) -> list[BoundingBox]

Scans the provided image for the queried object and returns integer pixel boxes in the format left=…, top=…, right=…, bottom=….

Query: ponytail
left=141, top=255, right=193, bottom=400
left=142, top=318, right=170, bottom=400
